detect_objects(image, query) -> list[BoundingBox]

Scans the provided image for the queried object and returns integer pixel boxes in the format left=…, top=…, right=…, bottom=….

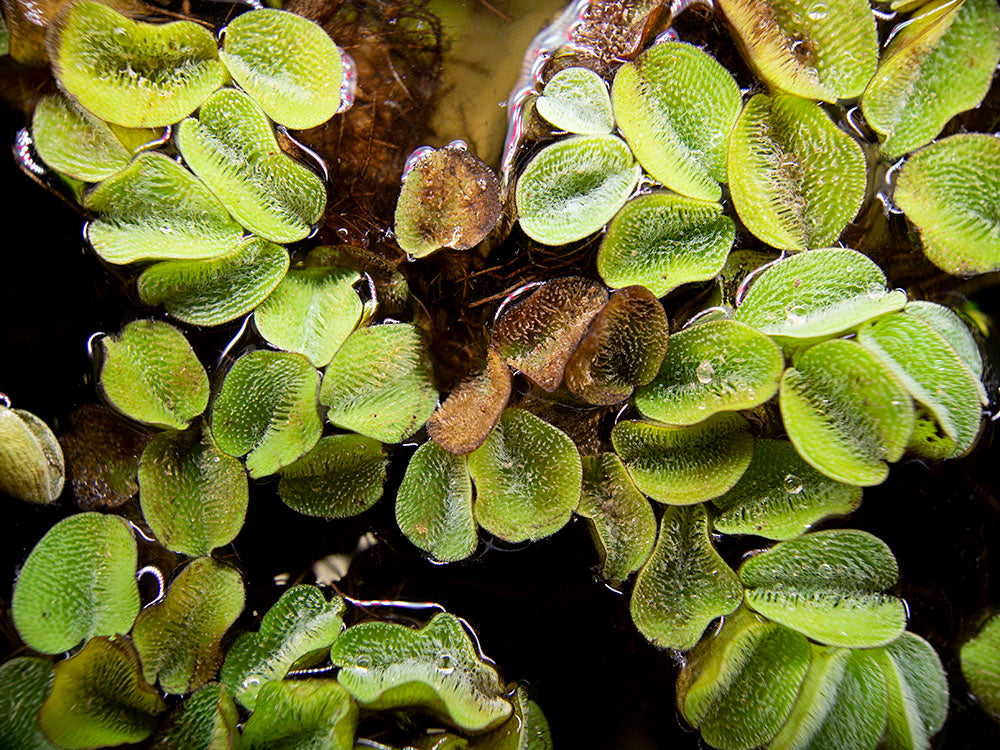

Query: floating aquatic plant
left=0, top=404, right=63, bottom=504
left=241, top=679, right=359, bottom=749
left=536, top=65, right=615, bottom=135
left=961, top=612, right=1000, bottom=722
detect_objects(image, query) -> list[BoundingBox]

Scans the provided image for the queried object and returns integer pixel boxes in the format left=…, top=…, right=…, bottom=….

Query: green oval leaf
left=138, top=236, right=290, bottom=327
left=732, top=248, right=907, bottom=343
left=905, top=301, right=984, bottom=381
left=578, top=454, right=656, bottom=586
left=728, top=94, right=867, bottom=251
left=515, top=134, right=640, bottom=245
left=394, top=146, right=502, bottom=258
left=740, top=529, right=906, bottom=647
left=630, top=504, right=742, bottom=650
left=211, top=350, right=322, bottom=479
left=0, top=406, right=64, bottom=504
left=220, top=585, right=346, bottom=711
left=177, top=87, right=326, bottom=244
left=471, top=684, right=552, bottom=750
left=46, top=0, right=227, bottom=127
left=0, top=657, right=57, bottom=750
left=861, top=0, right=1000, bottom=159
left=894, top=133, right=1000, bottom=276
left=712, top=439, right=861, bottom=540
left=961, top=612, right=1000, bottom=722
left=243, top=679, right=359, bottom=750
left=611, top=413, right=754, bottom=505
left=255, top=267, right=362, bottom=367
left=874, top=632, right=949, bottom=749
left=396, top=441, right=477, bottom=563
left=84, top=152, right=245, bottom=265
left=138, top=424, right=248, bottom=556
left=536, top=66, right=614, bottom=135
left=468, top=408, right=582, bottom=543
left=612, top=41, right=741, bottom=201
left=597, top=191, right=736, bottom=297
left=426, top=350, right=511, bottom=455
left=770, top=646, right=888, bottom=750
left=38, top=637, right=165, bottom=748
left=564, top=285, right=670, bottom=405
left=331, top=612, right=512, bottom=733
left=219, top=8, right=344, bottom=130
left=151, top=682, right=240, bottom=750
left=858, top=312, right=983, bottom=457
left=717, top=0, right=878, bottom=102
left=98, top=319, right=209, bottom=430
left=492, top=276, right=608, bottom=392
left=31, top=91, right=134, bottom=181
left=278, top=434, right=387, bottom=518
left=678, top=608, right=811, bottom=749
left=779, top=338, right=915, bottom=485
left=12, top=512, right=138, bottom=654
left=133, top=558, right=245, bottom=695
left=320, top=324, right=437, bottom=444
left=634, top=318, right=783, bottom=426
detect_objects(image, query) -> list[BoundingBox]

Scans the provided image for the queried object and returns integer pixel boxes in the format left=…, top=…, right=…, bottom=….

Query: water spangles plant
left=0, top=404, right=64, bottom=504
left=961, top=611, right=1000, bottom=722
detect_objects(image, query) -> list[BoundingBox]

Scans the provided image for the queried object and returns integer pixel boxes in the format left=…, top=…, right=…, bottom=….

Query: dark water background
left=3, top=2, right=1000, bottom=748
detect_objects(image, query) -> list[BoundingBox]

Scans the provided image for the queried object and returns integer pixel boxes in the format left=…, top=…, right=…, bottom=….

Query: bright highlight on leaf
left=728, top=94, right=867, bottom=251
left=331, top=612, right=512, bottom=732
left=219, top=8, right=345, bottom=130
left=211, top=349, right=322, bottom=479
left=46, top=0, right=227, bottom=127
left=634, top=318, right=783, bottom=426
left=177, top=87, right=326, bottom=243
left=0, top=406, right=64, bottom=504
left=611, top=413, right=754, bottom=505
left=515, top=134, right=640, bottom=245
left=894, top=133, right=1000, bottom=276
left=536, top=66, right=614, bottom=135
left=468, top=408, right=582, bottom=543
left=98, top=319, right=209, bottom=430
left=278, top=435, right=387, bottom=518
left=242, top=679, right=359, bottom=750
left=12, top=512, right=138, bottom=654
left=630, top=504, right=742, bottom=650
left=739, top=529, right=907, bottom=647
left=612, top=41, right=741, bottom=201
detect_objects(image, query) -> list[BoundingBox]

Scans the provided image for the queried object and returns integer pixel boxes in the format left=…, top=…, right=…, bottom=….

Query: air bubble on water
left=112, top=26, right=128, bottom=40
left=447, top=139, right=468, bottom=151
left=13, top=128, right=46, bottom=177
left=356, top=654, right=372, bottom=672
left=0, top=393, right=9, bottom=409
left=337, top=49, right=358, bottom=114
left=866, top=282, right=885, bottom=298
left=277, top=125, right=329, bottom=182
left=807, top=2, right=828, bottom=20
left=401, top=146, right=434, bottom=184
left=696, top=360, right=714, bottom=384
left=86, top=331, right=105, bottom=362
left=436, top=653, right=455, bottom=674
left=243, top=677, right=261, bottom=689
left=136, top=565, right=165, bottom=607
left=655, top=27, right=680, bottom=44
left=783, top=474, right=804, bottom=494
left=785, top=303, right=807, bottom=323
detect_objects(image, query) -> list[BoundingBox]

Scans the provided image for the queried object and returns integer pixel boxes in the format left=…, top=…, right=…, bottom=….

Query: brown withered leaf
left=427, top=350, right=511, bottom=455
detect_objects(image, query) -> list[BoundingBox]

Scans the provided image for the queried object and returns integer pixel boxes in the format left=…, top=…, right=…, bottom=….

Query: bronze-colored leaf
left=427, top=350, right=512, bottom=455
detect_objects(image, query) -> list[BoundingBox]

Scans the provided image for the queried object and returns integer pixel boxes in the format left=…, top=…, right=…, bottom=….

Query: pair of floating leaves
left=12, top=512, right=138, bottom=654
left=712, top=439, right=862, bottom=540
left=612, top=41, right=741, bottom=201
left=780, top=338, right=915, bottom=485
left=133, top=558, right=245, bottom=695
left=0, top=658, right=56, bottom=750
left=597, top=191, right=736, bottom=297
left=47, top=1, right=227, bottom=128
left=39, top=637, right=164, bottom=748
left=718, top=0, right=878, bottom=102
left=0, top=406, right=63, bottom=504
left=212, top=350, right=322, bottom=479
left=894, top=133, right=1000, bottom=276
left=242, top=679, right=358, bottom=749
left=138, top=425, right=248, bottom=556
left=728, top=94, right=866, bottom=251
left=862, top=0, right=1000, bottom=159
left=733, top=247, right=907, bottom=344
left=611, top=413, right=754, bottom=505
left=536, top=66, right=614, bottom=135
left=98, top=319, right=209, bottom=430
left=220, top=585, right=346, bottom=710
left=961, top=612, right=1000, bottom=722
left=331, top=612, right=512, bottom=732
left=740, top=529, right=906, bottom=647
left=278, top=435, right=387, bottom=518
left=426, top=350, right=511, bottom=455
left=515, top=134, right=640, bottom=245
left=177, top=87, right=326, bottom=244
left=469, top=685, right=552, bottom=750
left=152, top=682, right=240, bottom=750
left=219, top=9, right=345, bottom=130
left=394, top=146, right=502, bottom=258
left=320, top=323, right=437, bottom=444
left=138, top=236, right=289, bottom=327
left=85, top=152, right=244, bottom=265
left=875, top=632, right=950, bottom=750
left=255, top=266, right=362, bottom=367
left=635, top=318, right=783, bottom=426
left=630, top=504, right=742, bottom=650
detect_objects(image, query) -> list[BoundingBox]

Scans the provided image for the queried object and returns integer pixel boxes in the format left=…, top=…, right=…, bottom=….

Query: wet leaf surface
left=242, top=678, right=359, bottom=749
left=278, top=434, right=387, bottom=518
